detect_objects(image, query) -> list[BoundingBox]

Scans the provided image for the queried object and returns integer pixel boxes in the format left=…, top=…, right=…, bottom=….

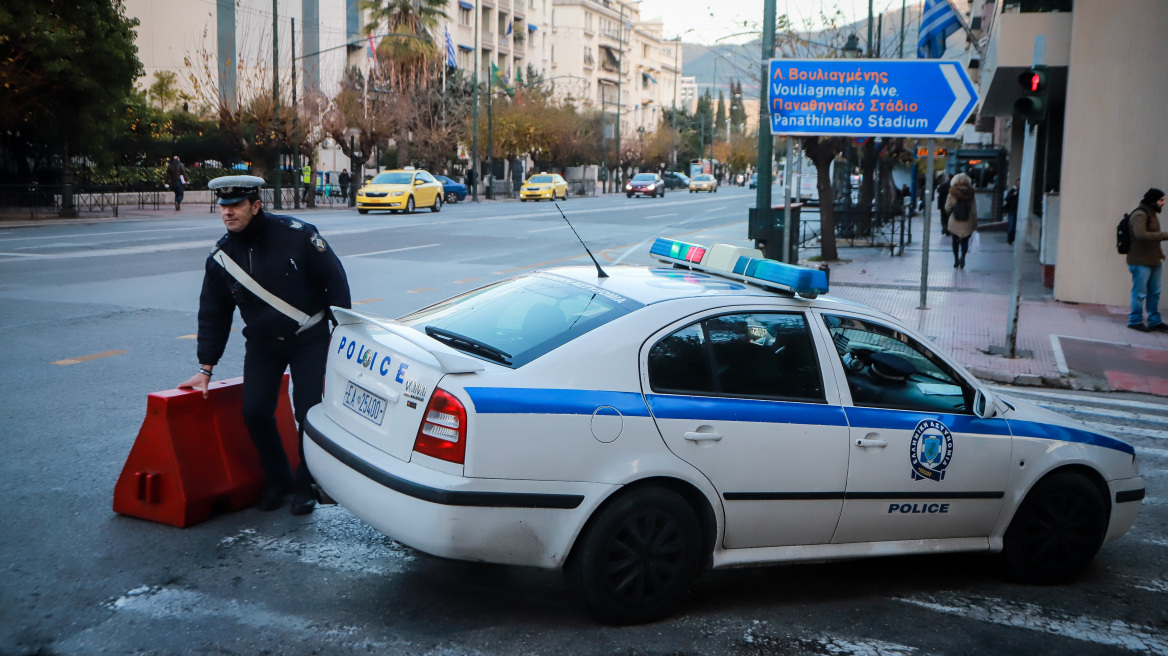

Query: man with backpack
left=1126, top=187, right=1167, bottom=332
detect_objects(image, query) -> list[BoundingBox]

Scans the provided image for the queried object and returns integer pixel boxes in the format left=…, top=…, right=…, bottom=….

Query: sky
left=636, top=0, right=911, bottom=45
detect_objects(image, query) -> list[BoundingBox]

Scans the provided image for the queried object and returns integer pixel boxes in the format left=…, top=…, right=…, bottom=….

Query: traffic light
left=1015, top=65, right=1049, bottom=125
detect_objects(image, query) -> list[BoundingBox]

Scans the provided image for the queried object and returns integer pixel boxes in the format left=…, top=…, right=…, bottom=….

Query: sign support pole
left=753, top=0, right=777, bottom=246
left=783, top=137, right=793, bottom=263
left=919, top=137, right=934, bottom=309
left=1005, top=35, right=1045, bottom=358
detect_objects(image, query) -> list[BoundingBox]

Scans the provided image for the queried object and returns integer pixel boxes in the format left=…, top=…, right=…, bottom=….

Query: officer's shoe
left=257, top=480, right=291, bottom=511
left=290, top=489, right=316, bottom=516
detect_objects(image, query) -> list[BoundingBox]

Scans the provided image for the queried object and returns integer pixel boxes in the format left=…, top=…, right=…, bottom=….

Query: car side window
left=648, top=312, right=825, bottom=402
left=822, top=314, right=973, bottom=413
left=418, top=172, right=437, bottom=184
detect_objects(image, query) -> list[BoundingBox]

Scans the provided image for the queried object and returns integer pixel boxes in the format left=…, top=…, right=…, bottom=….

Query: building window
left=459, top=7, right=472, bottom=26
left=457, top=49, right=473, bottom=70
left=585, top=12, right=593, bottom=31
left=551, top=44, right=555, bottom=63
left=551, top=9, right=555, bottom=27
left=583, top=46, right=594, bottom=68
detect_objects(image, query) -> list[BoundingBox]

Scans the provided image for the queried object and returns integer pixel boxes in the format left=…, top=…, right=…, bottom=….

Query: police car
left=303, top=239, right=1144, bottom=624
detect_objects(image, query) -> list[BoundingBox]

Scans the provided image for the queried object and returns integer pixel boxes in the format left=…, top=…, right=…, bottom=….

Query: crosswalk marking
left=1080, top=420, right=1168, bottom=441
left=897, top=594, right=1168, bottom=655
left=1025, top=399, right=1168, bottom=427
left=995, top=387, right=1168, bottom=413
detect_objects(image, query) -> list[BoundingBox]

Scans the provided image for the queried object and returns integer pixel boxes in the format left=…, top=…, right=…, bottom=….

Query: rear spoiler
left=332, top=307, right=486, bottom=374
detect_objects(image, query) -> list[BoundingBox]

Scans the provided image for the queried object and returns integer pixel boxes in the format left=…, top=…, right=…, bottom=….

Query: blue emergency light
left=649, top=238, right=707, bottom=266
left=732, top=256, right=829, bottom=299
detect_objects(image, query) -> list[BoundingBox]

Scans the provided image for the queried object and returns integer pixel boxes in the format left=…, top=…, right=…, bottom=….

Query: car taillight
left=413, top=388, right=467, bottom=464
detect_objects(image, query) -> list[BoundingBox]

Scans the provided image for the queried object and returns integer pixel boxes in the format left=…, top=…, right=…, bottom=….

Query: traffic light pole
left=1005, top=35, right=1046, bottom=359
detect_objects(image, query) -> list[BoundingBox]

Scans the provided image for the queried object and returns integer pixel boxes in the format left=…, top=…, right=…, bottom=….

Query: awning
left=528, top=24, right=537, bottom=32
left=458, top=1, right=473, bottom=9
left=458, top=44, right=474, bottom=51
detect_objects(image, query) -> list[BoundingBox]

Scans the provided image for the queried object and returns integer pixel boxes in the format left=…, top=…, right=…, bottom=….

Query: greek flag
left=917, top=0, right=961, bottom=59
left=445, top=26, right=456, bottom=68
left=505, top=21, right=512, bottom=36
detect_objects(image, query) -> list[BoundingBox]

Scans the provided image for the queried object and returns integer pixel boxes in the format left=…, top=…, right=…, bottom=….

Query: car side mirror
left=973, top=388, right=995, bottom=419
left=415, top=180, right=424, bottom=185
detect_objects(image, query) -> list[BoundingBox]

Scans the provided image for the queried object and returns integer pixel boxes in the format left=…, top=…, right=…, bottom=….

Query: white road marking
left=1031, top=399, right=1168, bottom=426
left=1136, top=446, right=1168, bottom=459
left=1133, top=579, right=1168, bottom=594
left=644, top=213, right=678, bottom=219
left=526, top=225, right=569, bottom=233
left=704, top=206, right=727, bottom=212
left=1080, top=420, right=1168, bottom=441
left=0, top=224, right=215, bottom=243
left=897, top=594, right=1168, bottom=654
left=108, top=586, right=313, bottom=631
left=994, top=388, right=1168, bottom=413
left=346, top=243, right=440, bottom=258
left=612, top=236, right=655, bottom=265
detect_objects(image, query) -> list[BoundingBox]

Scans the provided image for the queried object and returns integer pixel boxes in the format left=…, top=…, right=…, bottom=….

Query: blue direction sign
left=767, top=59, right=978, bottom=137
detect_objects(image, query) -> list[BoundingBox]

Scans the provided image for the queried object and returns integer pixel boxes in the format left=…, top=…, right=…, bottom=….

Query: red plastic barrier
left=113, top=374, right=300, bottom=528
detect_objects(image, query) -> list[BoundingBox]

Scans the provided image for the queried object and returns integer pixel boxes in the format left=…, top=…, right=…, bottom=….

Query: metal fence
left=0, top=184, right=120, bottom=219
left=797, top=202, right=912, bottom=256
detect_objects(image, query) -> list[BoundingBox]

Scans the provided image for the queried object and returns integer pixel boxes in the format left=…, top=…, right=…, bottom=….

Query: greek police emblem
left=909, top=419, right=953, bottom=481
left=289, top=219, right=303, bottom=230
left=310, top=234, right=327, bottom=252
left=360, top=349, right=374, bottom=368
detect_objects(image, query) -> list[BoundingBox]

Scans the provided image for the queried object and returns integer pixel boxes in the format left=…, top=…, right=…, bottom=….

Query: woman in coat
left=945, top=172, right=977, bottom=269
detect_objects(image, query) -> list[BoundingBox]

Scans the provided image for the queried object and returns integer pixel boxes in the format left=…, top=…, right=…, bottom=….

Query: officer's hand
left=178, top=372, right=211, bottom=399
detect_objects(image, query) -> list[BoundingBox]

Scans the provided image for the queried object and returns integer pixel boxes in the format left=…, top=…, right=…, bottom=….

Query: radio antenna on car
left=555, top=203, right=608, bottom=279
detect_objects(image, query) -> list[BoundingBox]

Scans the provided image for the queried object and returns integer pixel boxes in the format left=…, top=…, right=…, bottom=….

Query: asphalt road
left=2, top=187, right=1168, bottom=656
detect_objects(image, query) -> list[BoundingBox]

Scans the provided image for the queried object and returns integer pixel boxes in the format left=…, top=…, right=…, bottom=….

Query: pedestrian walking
left=301, top=164, right=312, bottom=203
left=338, top=168, right=352, bottom=202
left=1126, top=187, right=1167, bottom=332
left=167, top=156, right=187, bottom=211
left=178, top=175, right=352, bottom=515
left=935, top=173, right=951, bottom=237
left=1003, top=178, right=1020, bottom=245
left=945, top=172, right=977, bottom=269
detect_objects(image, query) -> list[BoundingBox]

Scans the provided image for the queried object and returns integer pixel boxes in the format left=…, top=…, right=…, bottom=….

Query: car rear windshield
left=695, top=175, right=714, bottom=181
left=398, top=273, right=641, bottom=368
left=529, top=175, right=554, bottom=183
left=632, top=173, right=657, bottom=181
left=372, top=172, right=414, bottom=185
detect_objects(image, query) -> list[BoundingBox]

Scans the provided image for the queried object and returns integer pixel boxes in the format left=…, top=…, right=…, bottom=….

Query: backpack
left=1117, top=208, right=1138, bottom=254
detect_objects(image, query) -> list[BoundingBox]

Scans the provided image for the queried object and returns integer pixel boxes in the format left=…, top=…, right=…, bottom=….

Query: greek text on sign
left=767, top=60, right=978, bottom=138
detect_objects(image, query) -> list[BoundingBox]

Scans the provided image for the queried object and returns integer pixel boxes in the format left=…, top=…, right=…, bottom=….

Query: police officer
left=178, top=175, right=351, bottom=515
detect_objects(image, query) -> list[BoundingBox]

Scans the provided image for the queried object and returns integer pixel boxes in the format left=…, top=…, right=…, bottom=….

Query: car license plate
left=342, top=380, right=388, bottom=425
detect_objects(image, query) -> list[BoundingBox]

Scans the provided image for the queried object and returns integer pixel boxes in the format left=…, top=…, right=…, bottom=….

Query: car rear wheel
left=445, top=191, right=458, bottom=204
left=405, top=196, right=415, bottom=213
left=565, top=487, right=702, bottom=625
left=1003, top=471, right=1107, bottom=585
left=562, top=189, right=568, bottom=201
left=430, top=194, right=442, bottom=213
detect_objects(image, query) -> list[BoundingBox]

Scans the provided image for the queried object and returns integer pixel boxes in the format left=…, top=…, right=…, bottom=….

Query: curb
left=967, top=365, right=1071, bottom=390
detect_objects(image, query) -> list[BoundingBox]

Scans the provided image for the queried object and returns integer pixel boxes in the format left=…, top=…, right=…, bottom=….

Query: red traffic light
left=1029, top=73, right=1041, bottom=92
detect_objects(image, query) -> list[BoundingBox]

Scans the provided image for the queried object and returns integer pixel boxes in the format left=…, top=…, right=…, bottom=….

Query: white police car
left=304, top=239, right=1144, bottom=624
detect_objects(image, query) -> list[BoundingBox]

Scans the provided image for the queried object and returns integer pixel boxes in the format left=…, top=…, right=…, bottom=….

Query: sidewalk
left=807, top=214, right=1168, bottom=395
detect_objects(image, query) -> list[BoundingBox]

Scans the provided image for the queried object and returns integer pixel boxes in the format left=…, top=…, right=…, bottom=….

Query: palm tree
left=362, top=0, right=448, bottom=93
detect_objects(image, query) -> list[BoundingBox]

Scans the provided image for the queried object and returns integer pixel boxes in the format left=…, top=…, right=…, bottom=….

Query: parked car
left=625, top=173, right=665, bottom=198
left=304, top=238, right=1143, bottom=625
left=434, top=175, right=467, bottom=204
left=662, top=172, right=691, bottom=189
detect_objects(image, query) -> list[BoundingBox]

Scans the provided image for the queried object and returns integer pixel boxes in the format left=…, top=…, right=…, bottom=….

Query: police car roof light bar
left=731, top=256, right=829, bottom=299
left=649, top=238, right=708, bottom=266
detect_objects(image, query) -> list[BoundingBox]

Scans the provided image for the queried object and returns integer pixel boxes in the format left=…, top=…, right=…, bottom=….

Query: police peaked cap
left=208, top=175, right=266, bottom=205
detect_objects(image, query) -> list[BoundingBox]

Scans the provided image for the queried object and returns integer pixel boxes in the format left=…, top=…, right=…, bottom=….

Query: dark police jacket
left=197, top=210, right=351, bottom=366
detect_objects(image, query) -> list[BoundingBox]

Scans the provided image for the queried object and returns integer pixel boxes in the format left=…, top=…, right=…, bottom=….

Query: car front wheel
left=565, top=487, right=702, bottom=625
left=430, top=194, right=442, bottom=213
left=445, top=191, right=458, bottom=204
left=1003, top=472, right=1107, bottom=585
left=357, top=209, right=368, bottom=215
left=405, top=196, right=415, bottom=213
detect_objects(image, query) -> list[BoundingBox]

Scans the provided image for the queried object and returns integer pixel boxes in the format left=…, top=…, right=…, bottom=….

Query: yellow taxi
left=689, top=173, right=718, bottom=193
left=356, top=167, right=444, bottom=214
left=520, top=173, right=569, bottom=202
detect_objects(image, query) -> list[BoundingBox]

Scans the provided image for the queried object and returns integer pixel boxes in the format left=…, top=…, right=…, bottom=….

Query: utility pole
left=753, top=0, right=777, bottom=248
left=271, top=0, right=282, bottom=209
left=616, top=1, right=639, bottom=187
left=471, top=0, right=480, bottom=201
left=919, top=138, right=934, bottom=309
left=671, top=35, right=679, bottom=170
left=487, top=64, right=493, bottom=199
left=291, top=17, right=299, bottom=210
left=898, top=0, right=906, bottom=58
left=867, top=0, right=874, bottom=57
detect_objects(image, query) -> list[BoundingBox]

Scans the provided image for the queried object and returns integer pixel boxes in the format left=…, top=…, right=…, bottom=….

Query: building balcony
left=978, top=10, right=1072, bottom=116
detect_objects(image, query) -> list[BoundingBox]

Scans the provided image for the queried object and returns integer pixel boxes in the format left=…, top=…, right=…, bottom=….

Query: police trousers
left=241, top=326, right=330, bottom=491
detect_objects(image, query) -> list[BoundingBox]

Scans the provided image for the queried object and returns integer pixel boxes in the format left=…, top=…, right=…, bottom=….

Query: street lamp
left=615, top=0, right=643, bottom=187
left=843, top=34, right=863, bottom=58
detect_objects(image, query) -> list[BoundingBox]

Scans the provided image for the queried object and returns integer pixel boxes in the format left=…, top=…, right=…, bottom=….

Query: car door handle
left=855, top=438, right=887, bottom=448
left=684, top=431, right=722, bottom=442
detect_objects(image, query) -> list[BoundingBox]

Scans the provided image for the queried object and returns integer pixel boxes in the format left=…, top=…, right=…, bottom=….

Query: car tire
left=405, top=196, right=415, bottom=214
left=430, top=194, right=442, bottom=213
left=521, top=198, right=527, bottom=202
left=357, top=209, right=368, bottom=215
left=445, top=191, right=458, bottom=204
left=565, top=487, right=702, bottom=625
left=1003, top=471, right=1107, bottom=585
left=562, top=190, right=568, bottom=201
left=626, top=192, right=633, bottom=198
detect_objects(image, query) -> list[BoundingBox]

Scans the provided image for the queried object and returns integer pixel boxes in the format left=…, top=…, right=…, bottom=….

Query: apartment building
left=444, top=0, right=553, bottom=89
left=969, top=0, right=1167, bottom=309
left=546, top=0, right=682, bottom=136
